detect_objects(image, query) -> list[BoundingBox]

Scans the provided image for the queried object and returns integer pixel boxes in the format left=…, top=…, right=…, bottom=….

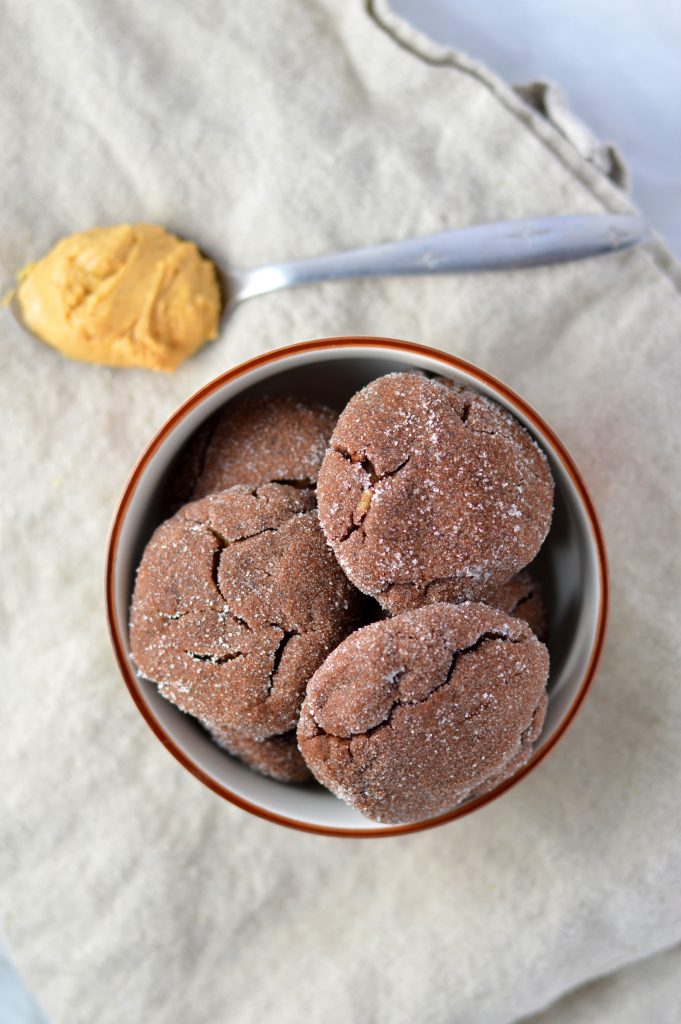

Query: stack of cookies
left=130, top=374, right=554, bottom=823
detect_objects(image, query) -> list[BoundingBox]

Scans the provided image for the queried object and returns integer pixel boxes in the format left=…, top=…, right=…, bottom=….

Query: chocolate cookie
left=317, top=373, right=553, bottom=613
left=206, top=725, right=311, bottom=784
left=130, top=484, right=361, bottom=739
left=297, top=602, right=549, bottom=823
left=484, top=569, right=547, bottom=640
left=180, top=395, right=337, bottom=500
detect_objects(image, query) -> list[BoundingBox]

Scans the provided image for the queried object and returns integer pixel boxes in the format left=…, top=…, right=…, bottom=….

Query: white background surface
left=392, top=0, right=681, bottom=257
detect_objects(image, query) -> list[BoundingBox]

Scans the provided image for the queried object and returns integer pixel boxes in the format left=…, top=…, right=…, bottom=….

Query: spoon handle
left=235, top=214, right=649, bottom=301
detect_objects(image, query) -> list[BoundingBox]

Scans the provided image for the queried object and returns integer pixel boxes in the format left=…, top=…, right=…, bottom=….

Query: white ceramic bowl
left=106, top=337, right=608, bottom=837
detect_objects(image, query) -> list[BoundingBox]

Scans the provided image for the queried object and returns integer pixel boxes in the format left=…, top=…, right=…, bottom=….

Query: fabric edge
left=513, top=80, right=629, bottom=190
left=516, top=938, right=681, bottom=1023
left=365, top=0, right=681, bottom=298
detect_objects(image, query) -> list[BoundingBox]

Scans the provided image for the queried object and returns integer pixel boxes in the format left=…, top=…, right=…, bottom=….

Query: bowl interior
left=111, top=344, right=604, bottom=834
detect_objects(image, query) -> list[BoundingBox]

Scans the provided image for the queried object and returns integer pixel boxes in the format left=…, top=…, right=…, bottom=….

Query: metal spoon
left=10, top=213, right=649, bottom=335
left=224, top=213, right=649, bottom=307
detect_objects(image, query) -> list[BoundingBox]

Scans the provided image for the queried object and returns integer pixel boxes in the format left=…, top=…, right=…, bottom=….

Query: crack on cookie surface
left=266, top=628, right=300, bottom=696
left=208, top=524, right=277, bottom=548
left=311, top=630, right=524, bottom=740
left=362, top=630, right=522, bottom=736
left=203, top=521, right=279, bottom=604
left=512, top=591, right=536, bottom=612
left=359, top=456, right=379, bottom=484
left=379, top=566, right=491, bottom=610
left=185, top=650, right=245, bottom=665
left=334, top=449, right=411, bottom=542
left=270, top=479, right=315, bottom=490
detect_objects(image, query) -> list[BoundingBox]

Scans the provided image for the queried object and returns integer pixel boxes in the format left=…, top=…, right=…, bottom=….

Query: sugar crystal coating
left=130, top=484, right=362, bottom=739
left=130, top=375, right=557, bottom=812
left=297, top=602, right=549, bottom=823
left=316, top=373, right=554, bottom=612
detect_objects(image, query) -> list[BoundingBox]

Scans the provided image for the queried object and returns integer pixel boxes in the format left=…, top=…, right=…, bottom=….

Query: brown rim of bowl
left=105, top=336, right=609, bottom=838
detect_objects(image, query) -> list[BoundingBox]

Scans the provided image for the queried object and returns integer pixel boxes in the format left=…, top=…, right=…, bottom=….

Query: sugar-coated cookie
left=130, top=484, right=361, bottom=739
left=298, top=602, right=549, bottom=823
left=179, top=395, right=337, bottom=500
left=317, top=373, right=553, bottom=613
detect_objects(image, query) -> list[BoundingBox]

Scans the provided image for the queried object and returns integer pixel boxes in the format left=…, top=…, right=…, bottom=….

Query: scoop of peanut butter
left=15, top=224, right=221, bottom=371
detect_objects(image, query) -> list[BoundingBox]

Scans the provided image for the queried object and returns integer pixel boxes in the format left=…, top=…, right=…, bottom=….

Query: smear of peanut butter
left=15, top=223, right=221, bottom=371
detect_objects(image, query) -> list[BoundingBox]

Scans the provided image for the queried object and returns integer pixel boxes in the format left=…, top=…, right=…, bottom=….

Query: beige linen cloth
left=1, top=2, right=680, bottom=1022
